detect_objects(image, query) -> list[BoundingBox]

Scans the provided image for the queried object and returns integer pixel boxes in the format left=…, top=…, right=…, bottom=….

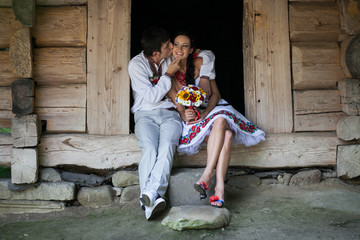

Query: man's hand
left=166, top=58, right=181, bottom=76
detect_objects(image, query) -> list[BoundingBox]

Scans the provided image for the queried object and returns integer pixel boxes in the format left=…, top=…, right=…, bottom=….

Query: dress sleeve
left=197, top=50, right=216, bottom=80
left=128, top=59, right=172, bottom=104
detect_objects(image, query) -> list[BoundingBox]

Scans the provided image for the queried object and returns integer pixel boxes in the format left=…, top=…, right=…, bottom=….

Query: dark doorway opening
left=130, top=0, right=244, bottom=132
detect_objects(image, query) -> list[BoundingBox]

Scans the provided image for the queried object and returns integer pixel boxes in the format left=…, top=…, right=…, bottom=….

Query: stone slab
left=0, top=199, right=65, bottom=215
left=11, top=147, right=38, bottom=184
left=0, top=179, right=75, bottom=201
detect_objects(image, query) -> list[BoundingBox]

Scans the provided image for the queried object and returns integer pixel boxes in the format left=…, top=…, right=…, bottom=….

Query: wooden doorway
left=130, top=0, right=244, bottom=132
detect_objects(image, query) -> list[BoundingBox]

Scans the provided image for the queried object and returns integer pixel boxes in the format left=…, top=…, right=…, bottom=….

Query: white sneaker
left=140, top=190, right=157, bottom=207
left=145, top=198, right=166, bottom=220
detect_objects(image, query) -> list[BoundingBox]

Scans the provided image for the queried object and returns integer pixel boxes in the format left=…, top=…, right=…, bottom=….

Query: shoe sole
left=147, top=200, right=166, bottom=220
left=140, top=193, right=153, bottom=207
left=194, top=183, right=207, bottom=199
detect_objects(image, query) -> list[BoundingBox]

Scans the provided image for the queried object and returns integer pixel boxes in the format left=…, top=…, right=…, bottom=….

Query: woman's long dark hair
left=173, top=31, right=196, bottom=85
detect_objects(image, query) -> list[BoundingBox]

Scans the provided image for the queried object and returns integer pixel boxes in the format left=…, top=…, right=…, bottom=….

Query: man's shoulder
left=129, top=52, right=148, bottom=71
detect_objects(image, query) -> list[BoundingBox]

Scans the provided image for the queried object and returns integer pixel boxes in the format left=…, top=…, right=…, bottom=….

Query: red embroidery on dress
left=175, top=71, right=187, bottom=86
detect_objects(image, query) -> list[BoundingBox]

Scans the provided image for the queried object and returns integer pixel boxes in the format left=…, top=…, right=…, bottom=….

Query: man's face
left=158, top=40, right=173, bottom=60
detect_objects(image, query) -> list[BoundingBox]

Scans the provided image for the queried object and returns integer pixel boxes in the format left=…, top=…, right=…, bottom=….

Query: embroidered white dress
left=177, top=78, right=266, bottom=155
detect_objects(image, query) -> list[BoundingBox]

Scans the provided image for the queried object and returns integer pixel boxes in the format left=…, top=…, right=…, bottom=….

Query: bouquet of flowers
left=176, top=85, right=207, bottom=121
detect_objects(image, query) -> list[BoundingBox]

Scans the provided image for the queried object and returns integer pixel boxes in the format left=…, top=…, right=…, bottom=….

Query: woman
left=167, top=31, right=265, bottom=208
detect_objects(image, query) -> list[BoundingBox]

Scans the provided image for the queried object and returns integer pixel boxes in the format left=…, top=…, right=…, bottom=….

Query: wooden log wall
left=0, top=5, right=87, bottom=132
left=289, top=0, right=347, bottom=132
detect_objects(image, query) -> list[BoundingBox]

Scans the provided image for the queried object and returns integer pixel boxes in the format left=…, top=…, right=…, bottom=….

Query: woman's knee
left=213, top=117, right=228, bottom=130
left=224, top=130, right=233, bottom=145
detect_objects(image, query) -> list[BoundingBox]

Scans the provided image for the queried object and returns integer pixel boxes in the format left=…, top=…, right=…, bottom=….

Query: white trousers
left=134, top=108, right=182, bottom=198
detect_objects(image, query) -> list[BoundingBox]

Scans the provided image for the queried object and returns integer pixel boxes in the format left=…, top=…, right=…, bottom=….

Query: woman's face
left=173, top=35, right=193, bottom=60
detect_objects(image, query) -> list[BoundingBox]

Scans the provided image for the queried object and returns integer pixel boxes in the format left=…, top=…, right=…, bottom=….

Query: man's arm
left=128, top=60, right=172, bottom=104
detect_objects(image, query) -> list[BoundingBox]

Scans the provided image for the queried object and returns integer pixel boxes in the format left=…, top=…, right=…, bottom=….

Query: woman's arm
left=167, top=79, right=188, bottom=122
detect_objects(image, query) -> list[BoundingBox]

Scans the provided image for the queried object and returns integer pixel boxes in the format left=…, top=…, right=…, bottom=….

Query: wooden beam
left=36, top=132, right=346, bottom=170
left=245, top=0, right=293, bottom=133
left=294, top=90, right=342, bottom=115
left=0, top=8, right=22, bottom=49
left=289, top=2, right=340, bottom=42
left=32, top=6, right=87, bottom=47
left=33, top=47, right=86, bottom=86
left=0, top=51, right=18, bottom=87
left=295, top=112, right=346, bottom=132
left=87, top=0, right=131, bottom=135
left=0, top=133, right=12, bottom=167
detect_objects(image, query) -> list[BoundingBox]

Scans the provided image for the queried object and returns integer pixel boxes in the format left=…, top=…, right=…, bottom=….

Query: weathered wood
left=11, top=0, right=36, bottom=27
left=243, top=0, right=256, bottom=123
left=11, top=78, right=34, bottom=115
left=342, top=33, right=360, bottom=78
left=36, top=107, right=85, bottom=133
left=33, top=47, right=86, bottom=86
left=0, top=51, right=18, bottom=87
left=11, top=114, right=41, bottom=147
left=0, top=133, right=12, bottom=167
left=35, top=133, right=346, bottom=170
left=337, top=144, right=360, bottom=179
left=11, top=147, right=38, bottom=184
left=243, top=0, right=293, bottom=133
left=1, top=0, right=88, bottom=6
left=295, top=112, right=346, bottom=132
left=292, top=42, right=340, bottom=64
left=289, top=2, right=340, bottom=42
left=292, top=62, right=344, bottom=90
left=87, top=0, right=131, bottom=135
left=35, top=84, right=86, bottom=108
left=294, top=90, right=342, bottom=114
left=0, top=87, right=11, bottom=110
left=292, top=42, right=344, bottom=90
left=0, top=8, right=23, bottom=48
left=339, top=0, right=360, bottom=35
left=337, top=116, right=360, bottom=141
left=9, top=27, right=33, bottom=78
left=0, top=110, right=14, bottom=128
left=32, top=6, right=86, bottom=47
left=338, top=79, right=360, bottom=115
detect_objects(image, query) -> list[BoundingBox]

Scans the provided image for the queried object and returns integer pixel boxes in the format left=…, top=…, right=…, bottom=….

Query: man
left=128, top=26, right=214, bottom=220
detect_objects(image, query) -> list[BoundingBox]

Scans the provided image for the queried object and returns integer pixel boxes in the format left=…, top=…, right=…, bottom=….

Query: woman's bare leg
left=211, top=129, right=233, bottom=207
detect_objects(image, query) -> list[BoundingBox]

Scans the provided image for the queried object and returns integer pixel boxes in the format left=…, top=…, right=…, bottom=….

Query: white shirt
left=129, top=50, right=216, bottom=113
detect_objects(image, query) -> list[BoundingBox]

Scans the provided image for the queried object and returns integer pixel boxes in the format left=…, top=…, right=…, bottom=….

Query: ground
left=0, top=178, right=360, bottom=240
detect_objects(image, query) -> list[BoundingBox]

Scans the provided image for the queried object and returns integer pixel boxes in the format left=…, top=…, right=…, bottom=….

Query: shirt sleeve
left=128, top=59, right=172, bottom=104
left=197, top=50, right=216, bottom=80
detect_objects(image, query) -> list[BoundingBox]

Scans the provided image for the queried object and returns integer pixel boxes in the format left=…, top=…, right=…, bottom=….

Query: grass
left=0, top=128, right=11, bottom=133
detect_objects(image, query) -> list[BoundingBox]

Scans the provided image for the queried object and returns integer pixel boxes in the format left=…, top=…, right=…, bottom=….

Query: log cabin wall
left=0, top=2, right=87, bottom=133
left=289, top=0, right=347, bottom=132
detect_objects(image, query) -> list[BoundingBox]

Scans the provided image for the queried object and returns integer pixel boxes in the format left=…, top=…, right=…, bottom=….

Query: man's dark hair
left=141, top=26, right=170, bottom=57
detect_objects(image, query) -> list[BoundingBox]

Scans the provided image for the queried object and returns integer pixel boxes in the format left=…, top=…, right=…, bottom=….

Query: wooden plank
left=292, top=42, right=340, bottom=64
left=33, top=47, right=86, bottom=86
left=0, top=87, right=11, bottom=110
left=0, top=0, right=88, bottom=7
left=289, top=2, right=340, bottom=42
left=0, top=8, right=22, bottom=49
left=36, top=107, right=85, bottom=133
left=35, top=84, right=86, bottom=108
left=38, top=134, right=140, bottom=169
left=0, top=133, right=12, bottom=167
left=0, top=51, right=18, bottom=87
left=37, top=133, right=346, bottom=169
left=294, top=90, right=342, bottom=114
left=87, top=0, right=130, bottom=135
left=243, top=0, right=257, bottom=123
left=295, top=112, right=346, bottom=131
left=252, top=0, right=293, bottom=133
left=292, top=62, right=345, bottom=90
left=176, top=132, right=346, bottom=168
left=32, top=6, right=87, bottom=47
left=0, top=119, right=11, bottom=128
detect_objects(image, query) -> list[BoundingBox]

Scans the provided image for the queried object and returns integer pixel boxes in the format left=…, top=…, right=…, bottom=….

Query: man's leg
left=134, top=110, right=160, bottom=204
left=148, top=109, right=182, bottom=198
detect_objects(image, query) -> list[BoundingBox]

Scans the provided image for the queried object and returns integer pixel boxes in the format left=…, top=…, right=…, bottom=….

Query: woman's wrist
left=164, top=72, right=173, bottom=78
